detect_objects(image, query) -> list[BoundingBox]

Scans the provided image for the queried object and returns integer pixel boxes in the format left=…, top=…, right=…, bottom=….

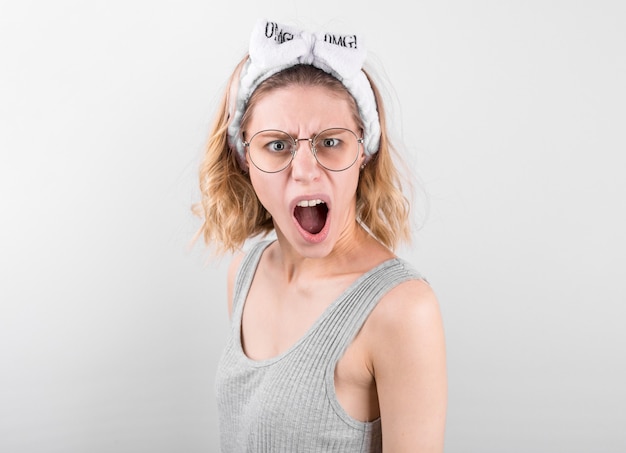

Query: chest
left=238, top=274, right=380, bottom=422
left=240, top=272, right=356, bottom=361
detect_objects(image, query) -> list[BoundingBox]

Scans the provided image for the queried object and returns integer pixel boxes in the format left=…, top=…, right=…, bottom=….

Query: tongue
left=294, top=205, right=328, bottom=234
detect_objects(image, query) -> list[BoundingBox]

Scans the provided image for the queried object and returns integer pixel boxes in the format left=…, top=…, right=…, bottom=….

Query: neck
left=272, top=221, right=375, bottom=284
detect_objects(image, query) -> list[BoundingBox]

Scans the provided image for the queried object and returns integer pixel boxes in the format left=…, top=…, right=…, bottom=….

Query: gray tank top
left=215, top=240, right=423, bottom=452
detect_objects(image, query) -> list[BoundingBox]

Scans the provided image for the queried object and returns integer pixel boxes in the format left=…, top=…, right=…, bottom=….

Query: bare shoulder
left=363, top=277, right=445, bottom=372
left=366, top=277, right=446, bottom=363
left=227, top=250, right=246, bottom=282
left=368, top=278, right=442, bottom=334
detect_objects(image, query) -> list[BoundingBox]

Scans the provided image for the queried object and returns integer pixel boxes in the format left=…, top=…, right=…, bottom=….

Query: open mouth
left=294, top=199, right=329, bottom=235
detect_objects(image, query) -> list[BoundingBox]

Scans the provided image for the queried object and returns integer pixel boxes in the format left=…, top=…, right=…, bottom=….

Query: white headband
left=227, top=19, right=381, bottom=161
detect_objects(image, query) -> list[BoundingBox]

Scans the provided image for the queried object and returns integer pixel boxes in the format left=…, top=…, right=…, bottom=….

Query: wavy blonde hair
left=195, top=56, right=412, bottom=255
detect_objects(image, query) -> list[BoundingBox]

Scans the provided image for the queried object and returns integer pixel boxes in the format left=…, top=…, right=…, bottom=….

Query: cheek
left=335, top=170, right=361, bottom=209
left=348, top=166, right=363, bottom=191
left=248, top=171, right=277, bottom=212
left=248, top=172, right=264, bottom=200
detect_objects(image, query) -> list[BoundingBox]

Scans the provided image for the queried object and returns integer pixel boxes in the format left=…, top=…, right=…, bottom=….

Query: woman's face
left=245, top=85, right=365, bottom=259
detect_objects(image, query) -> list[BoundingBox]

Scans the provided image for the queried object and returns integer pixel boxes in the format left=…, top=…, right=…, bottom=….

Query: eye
left=320, top=137, right=340, bottom=148
left=268, top=140, right=290, bottom=152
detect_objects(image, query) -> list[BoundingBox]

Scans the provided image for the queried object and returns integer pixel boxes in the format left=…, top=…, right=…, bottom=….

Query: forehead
left=245, top=85, right=360, bottom=133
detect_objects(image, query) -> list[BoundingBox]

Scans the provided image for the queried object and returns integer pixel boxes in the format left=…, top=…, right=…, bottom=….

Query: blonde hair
left=195, top=57, right=411, bottom=255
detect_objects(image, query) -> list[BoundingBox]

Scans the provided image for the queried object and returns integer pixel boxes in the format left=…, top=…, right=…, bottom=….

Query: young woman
left=197, top=19, right=447, bottom=452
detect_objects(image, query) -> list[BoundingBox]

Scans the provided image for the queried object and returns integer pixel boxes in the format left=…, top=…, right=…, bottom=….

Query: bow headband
left=227, top=19, right=381, bottom=161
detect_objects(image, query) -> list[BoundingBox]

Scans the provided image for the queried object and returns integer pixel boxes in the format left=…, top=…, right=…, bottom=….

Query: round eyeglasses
left=242, top=128, right=363, bottom=173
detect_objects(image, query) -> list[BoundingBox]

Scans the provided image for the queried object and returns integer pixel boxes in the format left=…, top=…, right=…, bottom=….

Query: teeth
left=296, top=199, right=325, bottom=208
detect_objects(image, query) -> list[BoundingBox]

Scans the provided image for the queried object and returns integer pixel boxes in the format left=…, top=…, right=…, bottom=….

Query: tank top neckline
left=233, top=240, right=402, bottom=368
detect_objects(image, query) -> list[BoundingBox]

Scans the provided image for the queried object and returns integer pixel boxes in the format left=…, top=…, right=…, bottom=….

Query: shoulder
left=226, top=250, right=246, bottom=318
left=227, top=249, right=246, bottom=283
left=367, top=277, right=442, bottom=341
left=361, top=273, right=446, bottom=376
left=225, top=239, right=275, bottom=316
left=226, top=239, right=273, bottom=288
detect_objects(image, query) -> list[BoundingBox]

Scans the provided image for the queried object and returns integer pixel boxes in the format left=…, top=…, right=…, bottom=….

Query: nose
left=290, top=138, right=320, bottom=182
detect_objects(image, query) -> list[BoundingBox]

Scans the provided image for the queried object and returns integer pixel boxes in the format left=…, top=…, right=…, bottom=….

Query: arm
left=368, top=279, right=447, bottom=452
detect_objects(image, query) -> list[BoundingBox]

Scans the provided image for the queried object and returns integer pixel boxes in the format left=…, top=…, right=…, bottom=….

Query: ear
left=359, top=152, right=369, bottom=170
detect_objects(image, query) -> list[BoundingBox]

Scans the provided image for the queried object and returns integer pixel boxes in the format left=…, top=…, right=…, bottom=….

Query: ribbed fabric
left=215, top=240, right=423, bottom=452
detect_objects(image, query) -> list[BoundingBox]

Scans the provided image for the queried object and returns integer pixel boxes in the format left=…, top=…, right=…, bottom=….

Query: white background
left=1, top=1, right=625, bottom=452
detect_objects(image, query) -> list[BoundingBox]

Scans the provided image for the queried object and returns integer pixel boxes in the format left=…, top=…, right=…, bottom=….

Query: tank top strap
left=231, top=239, right=274, bottom=323
left=318, top=258, right=423, bottom=365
